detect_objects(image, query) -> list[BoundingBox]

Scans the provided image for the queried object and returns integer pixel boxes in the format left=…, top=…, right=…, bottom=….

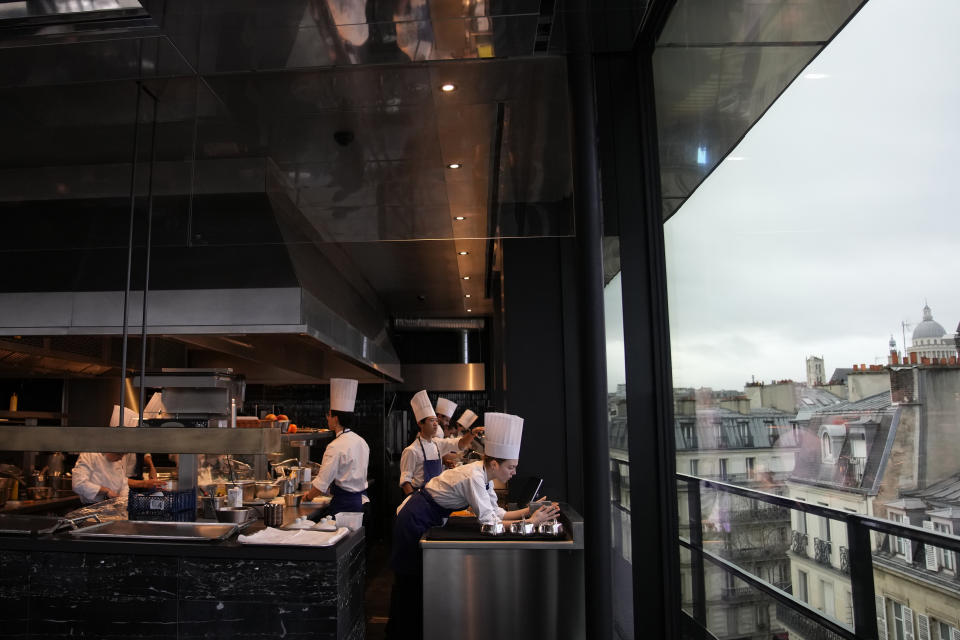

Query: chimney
left=853, top=364, right=859, bottom=371
left=910, top=352, right=918, bottom=364
left=951, top=356, right=957, bottom=365
left=921, top=357, right=930, bottom=365
left=889, top=350, right=899, bottom=365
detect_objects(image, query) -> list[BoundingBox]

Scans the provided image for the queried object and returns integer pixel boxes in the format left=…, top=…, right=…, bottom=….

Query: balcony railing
left=840, top=546, right=850, bottom=574
left=729, top=506, right=789, bottom=522
left=679, top=472, right=960, bottom=640
left=814, top=537, right=832, bottom=566
left=791, top=530, right=808, bottom=555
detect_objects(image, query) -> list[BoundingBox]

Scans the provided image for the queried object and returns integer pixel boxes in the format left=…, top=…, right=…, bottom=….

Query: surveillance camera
left=333, top=130, right=355, bottom=146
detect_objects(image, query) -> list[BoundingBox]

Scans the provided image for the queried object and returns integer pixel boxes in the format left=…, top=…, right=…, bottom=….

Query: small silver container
left=214, top=507, right=256, bottom=524
left=283, top=493, right=302, bottom=507
left=509, top=521, right=536, bottom=535
left=263, top=503, right=284, bottom=527
left=538, top=521, right=563, bottom=536
left=480, top=522, right=505, bottom=536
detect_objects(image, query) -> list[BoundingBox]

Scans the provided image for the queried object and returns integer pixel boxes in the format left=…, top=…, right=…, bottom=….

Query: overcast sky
left=606, top=0, right=960, bottom=392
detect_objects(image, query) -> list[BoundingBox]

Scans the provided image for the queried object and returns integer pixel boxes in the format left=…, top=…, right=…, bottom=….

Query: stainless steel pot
left=214, top=507, right=257, bottom=524
left=508, top=521, right=536, bottom=535
left=537, top=520, right=563, bottom=536
left=255, top=481, right=279, bottom=500
left=480, top=522, right=505, bottom=536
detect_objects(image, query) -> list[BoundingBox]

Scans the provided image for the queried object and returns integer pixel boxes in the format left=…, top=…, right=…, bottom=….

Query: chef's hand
left=530, top=502, right=560, bottom=525
left=441, top=453, right=459, bottom=468
left=471, top=427, right=485, bottom=437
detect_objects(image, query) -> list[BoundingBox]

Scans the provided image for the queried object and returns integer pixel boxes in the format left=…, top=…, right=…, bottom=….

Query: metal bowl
left=283, top=493, right=302, bottom=507
left=480, top=522, right=505, bottom=536
left=538, top=521, right=563, bottom=536
left=255, top=482, right=279, bottom=500
left=508, top=521, right=536, bottom=535
left=214, top=507, right=256, bottom=523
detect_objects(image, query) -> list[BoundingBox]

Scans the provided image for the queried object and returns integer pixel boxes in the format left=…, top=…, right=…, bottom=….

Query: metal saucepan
left=480, top=522, right=505, bottom=536
left=255, top=481, right=279, bottom=500
left=538, top=520, right=563, bottom=536
left=508, top=521, right=536, bottom=535
left=214, top=507, right=257, bottom=524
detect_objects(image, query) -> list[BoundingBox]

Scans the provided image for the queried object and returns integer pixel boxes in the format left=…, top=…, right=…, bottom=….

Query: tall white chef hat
left=457, top=409, right=478, bottom=429
left=410, top=390, right=436, bottom=422
left=483, top=412, right=524, bottom=459
left=436, top=397, right=457, bottom=418
left=330, top=378, right=358, bottom=412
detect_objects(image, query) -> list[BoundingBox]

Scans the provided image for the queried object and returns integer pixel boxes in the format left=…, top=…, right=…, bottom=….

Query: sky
left=606, top=0, right=960, bottom=392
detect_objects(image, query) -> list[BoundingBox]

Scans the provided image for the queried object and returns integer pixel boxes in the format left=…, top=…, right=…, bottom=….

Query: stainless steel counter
left=421, top=504, right=585, bottom=640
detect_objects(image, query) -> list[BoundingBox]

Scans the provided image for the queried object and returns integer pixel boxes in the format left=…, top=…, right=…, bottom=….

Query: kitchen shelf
left=0, top=426, right=282, bottom=454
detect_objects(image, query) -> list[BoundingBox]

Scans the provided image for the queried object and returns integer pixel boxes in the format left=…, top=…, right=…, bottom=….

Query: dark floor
left=365, top=539, right=394, bottom=640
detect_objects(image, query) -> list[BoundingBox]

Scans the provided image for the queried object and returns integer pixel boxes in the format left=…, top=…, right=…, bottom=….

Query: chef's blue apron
left=391, top=488, right=455, bottom=576
left=419, top=438, right=443, bottom=489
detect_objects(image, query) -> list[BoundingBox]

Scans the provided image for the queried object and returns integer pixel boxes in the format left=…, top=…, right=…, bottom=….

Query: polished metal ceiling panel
left=654, top=0, right=866, bottom=221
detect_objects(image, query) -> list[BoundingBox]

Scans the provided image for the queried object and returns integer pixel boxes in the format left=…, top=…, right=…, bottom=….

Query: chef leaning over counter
left=303, top=378, right=370, bottom=520
left=385, top=411, right=561, bottom=640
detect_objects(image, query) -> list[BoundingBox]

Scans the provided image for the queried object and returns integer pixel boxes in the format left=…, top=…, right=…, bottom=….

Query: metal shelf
left=280, top=429, right=334, bottom=444
left=0, top=426, right=282, bottom=454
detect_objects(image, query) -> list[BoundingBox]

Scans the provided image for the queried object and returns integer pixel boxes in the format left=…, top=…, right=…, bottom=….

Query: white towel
left=237, top=527, right=349, bottom=546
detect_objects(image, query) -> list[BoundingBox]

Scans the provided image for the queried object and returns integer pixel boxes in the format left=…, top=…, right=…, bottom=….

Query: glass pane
left=664, top=0, right=960, bottom=638
left=605, top=240, right=634, bottom=639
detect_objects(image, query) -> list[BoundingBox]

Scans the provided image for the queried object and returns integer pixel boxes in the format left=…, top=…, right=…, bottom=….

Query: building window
left=890, top=512, right=908, bottom=556
left=934, top=522, right=955, bottom=571
left=797, top=570, right=808, bottom=603
left=891, top=601, right=915, bottom=640
left=820, top=580, right=835, bottom=617
left=718, top=458, right=728, bottom=481
left=821, top=433, right=833, bottom=461
left=689, top=459, right=699, bottom=476
left=746, top=457, right=756, bottom=480
left=680, top=422, right=696, bottom=449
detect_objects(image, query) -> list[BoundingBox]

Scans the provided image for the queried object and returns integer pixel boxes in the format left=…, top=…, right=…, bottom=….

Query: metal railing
left=678, top=473, right=960, bottom=640
left=814, top=537, right=832, bottom=566
left=791, top=529, right=808, bottom=555
left=840, top=546, right=850, bottom=574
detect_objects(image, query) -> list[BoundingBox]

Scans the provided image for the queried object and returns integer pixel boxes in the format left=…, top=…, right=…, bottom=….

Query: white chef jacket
left=398, top=435, right=461, bottom=489
left=311, top=429, right=370, bottom=498
left=422, top=461, right=506, bottom=525
left=71, top=452, right=130, bottom=504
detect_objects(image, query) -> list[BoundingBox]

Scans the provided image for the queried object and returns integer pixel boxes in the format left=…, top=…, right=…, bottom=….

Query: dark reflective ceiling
left=654, top=0, right=867, bottom=220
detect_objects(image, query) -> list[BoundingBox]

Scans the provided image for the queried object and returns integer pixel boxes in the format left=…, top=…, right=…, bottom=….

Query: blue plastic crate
left=128, top=487, right=196, bottom=521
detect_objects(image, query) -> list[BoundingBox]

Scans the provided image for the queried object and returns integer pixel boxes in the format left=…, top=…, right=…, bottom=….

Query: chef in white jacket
left=72, top=452, right=132, bottom=503
left=385, top=412, right=559, bottom=639
left=303, top=378, right=370, bottom=518
left=398, top=391, right=481, bottom=496
left=433, top=397, right=457, bottom=438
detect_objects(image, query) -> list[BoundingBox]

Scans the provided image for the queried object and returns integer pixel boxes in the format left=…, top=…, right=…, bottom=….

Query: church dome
left=912, top=304, right=946, bottom=340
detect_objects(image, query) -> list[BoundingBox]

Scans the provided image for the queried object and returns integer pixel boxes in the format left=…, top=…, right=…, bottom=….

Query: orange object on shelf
left=287, top=424, right=298, bottom=433
left=264, top=413, right=277, bottom=421
left=277, top=414, right=289, bottom=421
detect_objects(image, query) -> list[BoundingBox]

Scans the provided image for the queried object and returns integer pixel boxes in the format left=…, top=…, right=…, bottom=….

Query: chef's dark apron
left=390, top=488, right=455, bottom=576
left=418, top=438, right=443, bottom=489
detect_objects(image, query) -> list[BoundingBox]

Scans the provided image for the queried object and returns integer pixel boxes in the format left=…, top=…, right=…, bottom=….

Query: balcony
left=814, top=537, right=832, bottom=566
left=776, top=603, right=846, bottom=640
left=839, top=546, right=850, bottom=574
left=791, top=530, right=808, bottom=555
left=730, top=506, right=790, bottom=523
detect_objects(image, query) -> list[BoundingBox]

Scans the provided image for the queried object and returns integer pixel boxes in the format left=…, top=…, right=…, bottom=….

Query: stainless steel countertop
left=420, top=503, right=584, bottom=550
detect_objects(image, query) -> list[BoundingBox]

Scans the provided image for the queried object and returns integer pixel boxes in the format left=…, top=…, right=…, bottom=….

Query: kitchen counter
left=0, top=507, right=365, bottom=640
left=0, top=494, right=80, bottom=515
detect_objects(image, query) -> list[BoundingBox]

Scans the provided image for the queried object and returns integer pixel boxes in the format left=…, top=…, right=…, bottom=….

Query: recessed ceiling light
left=458, top=251, right=468, bottom=256
left=463, top=276, right=470, bottom=280
left=454, top=216, right=466, bottom=221
left=440, top=83, right=456, bottom=92
left=447, top=163, right=461, bottom=169
left=466, top=309, right=472, bottom=313
left=465, top=294, right=471, bottom=298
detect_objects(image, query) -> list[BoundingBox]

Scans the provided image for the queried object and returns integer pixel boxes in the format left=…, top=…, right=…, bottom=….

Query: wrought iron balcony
left=791, top=530, right=808, bottom=555
left=814, top=537, right=832, bottom=566
left=776, top=603, right=846, bottom=640
left=840, top=546, right=850, bottom=574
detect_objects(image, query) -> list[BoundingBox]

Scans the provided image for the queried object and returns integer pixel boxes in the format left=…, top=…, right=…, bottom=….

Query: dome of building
left=912, top=304, right=946, bottom=340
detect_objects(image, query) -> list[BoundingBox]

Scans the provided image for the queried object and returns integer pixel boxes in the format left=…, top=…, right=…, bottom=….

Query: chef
left=398, top=390, right=482, bottom=496
left=385, top=412, right=560, bottom=639
left=72, top=451, right=164, bottom=504
left=303, top=378, right=370, bottom=518
left=454, top=408, right=478, bottom=436
left=433, top=396, right=457, bottom=438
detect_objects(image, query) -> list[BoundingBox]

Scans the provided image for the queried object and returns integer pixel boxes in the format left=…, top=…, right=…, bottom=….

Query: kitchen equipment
left=132, top=368, right=245, bottom=429
left=480, top=522, right=505, bottom=536
left=27, top=486, right=53, bottom=500
left=286, top=516, right=314, bottom=530
left=335, top=512, right=363, bottom=531
left=538, top=520, right=563, bottom=536
left=225, top=480, right=256, bottom=502
left=263, top=502, right=284, bottom=527
left=214, top=507, right=256, bottom=524
left=508, top=520, right=536, bottom=535
left=0, top=477, right=15, bottom=507
left=255, top=481, right=279, bottom=500
left=283, top=493, right=302, bottom=507
left=67, top=520, right=237, bottom=541
left=227, top=485, right=243, bottom=507
left=315, top=516, right=337, bottom=532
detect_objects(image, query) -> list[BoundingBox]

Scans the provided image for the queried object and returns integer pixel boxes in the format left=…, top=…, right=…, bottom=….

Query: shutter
left=903, top=606, right=915, bottom=640
left=917, top=614, right=930, bottom=640
left=923, top=521, right=940, bottom=571
left=876, top=596, right=889, bottom=640
left=951, top=627, right=960, bottom=640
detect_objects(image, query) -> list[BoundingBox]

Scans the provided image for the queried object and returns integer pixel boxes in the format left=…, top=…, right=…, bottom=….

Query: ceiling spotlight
left=440, top=83, right=456, bottom=92
left=447, top=163, right=462, bottom=169
left=465, top=294, right=471, bottom=298
left=458, top=251, right=469, bottom=256
left=454, top=216, right=466, bottom=221
left=463, top=276, right=470, bottom=280
left=466, top=309, right=472, bottom=313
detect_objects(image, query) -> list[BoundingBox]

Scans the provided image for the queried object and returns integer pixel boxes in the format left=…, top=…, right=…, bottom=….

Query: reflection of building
left=674, top=388, right=799, bottom=640
left=907, top=304, right=958, bottom=362
left=744, top=380, right=843, bottom=415
left=784, top=363, right=960, bottom=639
